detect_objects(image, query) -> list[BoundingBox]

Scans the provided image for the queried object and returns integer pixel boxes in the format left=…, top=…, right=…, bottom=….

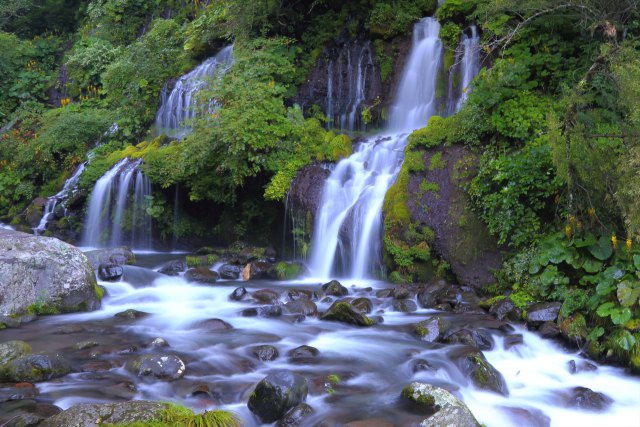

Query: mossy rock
left=402, top=384, right=436, bottom=413
left=1, top=353, right=71, bottom=382
left=320, top=302, right=374, bottom=327
left=248, top=371, right=308, bottom=423
left=558, top=313, right=588, bottom=343
left=449, top=347, right=508, bottom=396
left=0, top=340, right=32, bottom=366
left=413, top=316, right=449, bottom=342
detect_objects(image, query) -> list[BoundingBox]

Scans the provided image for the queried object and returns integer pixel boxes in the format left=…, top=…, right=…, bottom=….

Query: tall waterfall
left=447, top=25, right=480, bottom=113
left=81, top=159, right=152, bottom=249
left=309, top=18, right=444, bottom=279
left=155, top=45, right=234, bottom=138
left=34, top=162, right=85, bottom=235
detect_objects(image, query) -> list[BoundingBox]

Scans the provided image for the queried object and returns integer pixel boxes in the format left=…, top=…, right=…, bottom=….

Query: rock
left=184, top=267, right=219, bottom=284
left=412, top=358, right=435, bottom=373
left=344, top=419, right=394, bottom=427
left=125, top=354, right=185, bottom=380
left=1, top=353, right=71, bottom=382
left=414, top=316, right=449, bottom=342
left=0, top=382, right=39, bottom=402
left=500, top=406, right=550, bottom=427
left=114, top=309, right=149, bottom=320
left=157, top=259, right=186, bottom=276
left=567, top=360, right=597, bottom=374
left=230, top=287, right=248, bottom=301
left=243, top=305, right=283, bottom=318
left=558, top=313, right=587, bottom=343
left=0, top=341, right=32, bottom=366
left=284, top=300, right=318, bottom=316
left=320, top=301, right=374, bottom=326
left=0, top=314, right=35, bottom=329
left=322, top=280, right=348, bottom=297
left=0, top=229, right=100, bottom=316
left=393, top=286, right=412, bottom=299
left=195, top=318, right=233, bottom=330
left=287, top=345, right=319, bottom=359
left=376, top=289, right=393, bottom=298
left=403, top=382, right=480, bottom=427
left=84, top=246, right=135, bottom=270
left=39, top=401, right=166, bottom=427
left=248, top=371, right=309, bottom=423
left=392, top=299, right=418, bottom=312
left=449, top=347, right=508, bottom=396
left=560, top=387, right=613, bottom=411
left=243, top=261, right=272, bottom=281
left=503, top=334, right=524, bottom=350
left=252, top=289, right=281, bottom=304
left=287, top=289, right=315, bottom=301
left=250, top=345, right=279, bottom=361
left=0, top=400, right=61, bottom=427
left=489, top=298, right=522, bottom=322
left=417, top=289, right=437, bottom=308
left=219, top=264, right=243, bottom=280
left=525, top=302, right=562, bottom=325
left=288, top=164, right=331, bottom=215
left=97, top=263, right=123, bottom=281
left=276, top=403, right=314, bottom=427
left=147, top=337, right=170, bottom=348
left=351, top=297, right=373, bottom=313
left=444, top=329, right=494, bottom=350
left=401, top=383, right=437, bottom=413
left=73, top=341, right=99, bottom=351
left=538, top=321, right=560, bottom=338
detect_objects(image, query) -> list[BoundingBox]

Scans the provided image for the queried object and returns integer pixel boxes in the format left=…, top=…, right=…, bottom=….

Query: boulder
left=157, top=259, right=186, bottom=276
left=558, top=313, right=587, bottom=343
left=489, top=298, right=522, bottom=322
left=402, top=382, right=480, bottom=427
left=538, top=321, right=560, bottom=338
left=84, top=246, right=135, bottom=271
left=449, top=347, right=508, bottom=396
left=114, top=309, right=149, bottom=320
left=322, top=280, right=348, bottom=297
left=0, top=400, right=61, bottom=427
left=525, top=302, right=562, bottom=325
left=567, top=360, right=597, bottom=374
left=443, top=328, right=494, bottom=350
left=1, top=353, right=71, bottom=382
left=97, top=263, right=123, bottom=281
left=124, top=354, right=186, bottom=380
left=184, top=267, right=219, bottom=284
left=284, top=300, right=318, bottom=316
left=242, top=305, right=283, bottom=318
left=288, top=164, right=331, bottom=215
left=392, top=299, right=418, bottom=312
left=230, top=287, right=248, bottom=301
left=276, top=403, right=314, bottom=427
left=39, top=401, right=166, bottom=427
left=560, top=387, right=613, bottom=411
left=417, top=289, right=437, bottom=308
left=0, top=340, right=32, bottom=366
left=250, top=345, right=279, bottom=361
left=414, top=316, right=450, bottom=342
left=243, top=261, right=272, bottom=281
left=195, top=318, right=233, bottom=330
left=499, top=406, right=550, bottom=427
left=351, top=297, right=373, bottom=314
left=287, top=289, right=315, bottom=301
left=248, top=371, right=309, bottom=423
left=320, top=301, right=374, bottom=326
left=0, top=382, right=39, bottom=403
left=287, top=345, right=320, bottom=359
left=219, top=264, right=243, bottom=280
left=0, top=229, right=100, bottom=316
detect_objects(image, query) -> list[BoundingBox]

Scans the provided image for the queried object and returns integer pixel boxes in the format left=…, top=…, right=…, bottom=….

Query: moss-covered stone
left=402, top=384, right=436, bottom=413
left=320, top=301, right=374, bottom=326
left=559, top=313, right=588, bottom=343
left=1, top=353, right=71, bottom=382
left=0, top=340, right=32, bottom=366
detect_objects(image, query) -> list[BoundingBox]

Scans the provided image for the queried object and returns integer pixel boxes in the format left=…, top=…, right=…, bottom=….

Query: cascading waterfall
left=309, top=18, right=445, bottom=279
left=155, top=45, right=234, bottom=138
left=447, top=25, right=480, bottom=113
left=34, top=162, right=85, bottom=235
left=81, top=159, right=152, bottom=249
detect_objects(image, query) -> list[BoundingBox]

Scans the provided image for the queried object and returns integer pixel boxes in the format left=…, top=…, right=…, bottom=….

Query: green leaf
left=588, top=236, right=613, bottom=261
left=596, top=279, right=616, bottom=296
left=615, top=330, right=636, bottom=350
left=582, top=258, right=603, bottom=273
left=586, top=326, right=605, bottom=342
left=528, top=262, right=541, bottom=275
left=617, top=281, right=640, bottom=307
left=596, top=301, right=615, bottom=317
left=633, top=254, right=640, bottom=270
left=611, top=307, right=632, bottom=325
left=574, top=234, right=597, bottom=248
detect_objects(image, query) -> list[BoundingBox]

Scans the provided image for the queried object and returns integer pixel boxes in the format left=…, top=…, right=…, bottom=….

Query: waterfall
left=155, top=45, right=234, bottom=138
left=324, top=42, right=375, bottom=133
left=33, top=162, right=85, bottom=235
left=309, top=17, right=445, bottom=279
left=81, top=159, right=152, bottom=249
left=447, top=25, right=480, bottom=113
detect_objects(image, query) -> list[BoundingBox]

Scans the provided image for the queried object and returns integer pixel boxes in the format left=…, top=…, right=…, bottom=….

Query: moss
left=186, top=255, right=217, bottom=268
left=26, top=302, right=60, bottom=316
left=108, top=403, right=241, bottom=427
left=95, top=284, right=106, bottom=300
left=428, top=151, right=446, bottom=171
left=402, top=384, right=436, bottom=410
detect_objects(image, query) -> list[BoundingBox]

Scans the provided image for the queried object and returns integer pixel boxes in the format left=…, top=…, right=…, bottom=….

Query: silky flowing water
left=2, top=253, right=639, bottom=426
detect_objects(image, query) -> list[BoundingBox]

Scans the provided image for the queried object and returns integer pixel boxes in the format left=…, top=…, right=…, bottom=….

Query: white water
left=309, top=18, right=445, bottom=279
left=33, top=162, right=85, bottom=235
left=447, top=25, right=480, bottom=113
left=155, top=45, right=234, bottom=138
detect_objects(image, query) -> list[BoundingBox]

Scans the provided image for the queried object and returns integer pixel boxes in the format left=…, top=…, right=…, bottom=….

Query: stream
left=2, top=252, right=639, bottom=426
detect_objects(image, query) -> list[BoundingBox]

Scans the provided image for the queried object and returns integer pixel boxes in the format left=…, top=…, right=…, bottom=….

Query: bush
left=65, top=37, right=121, bottom=95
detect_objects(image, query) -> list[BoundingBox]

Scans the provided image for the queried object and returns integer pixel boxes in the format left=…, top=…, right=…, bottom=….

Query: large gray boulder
left=402, top=382, right=480, bottom=427
left=248, top=371, right=309, bottom=423
left=0, top=229, right=100, bottom=316
left=84, top=246, right=135, bottom=271
left=39, top=401, right=166, bottom=427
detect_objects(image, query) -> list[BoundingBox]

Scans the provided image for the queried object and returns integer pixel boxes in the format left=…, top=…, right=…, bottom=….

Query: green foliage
left=65, top=37, right=121, bottom=96
left=436, top=0, right=478, bottom=23
left=108, top=403, right=241, bottom=427
left=439, top=22, right=461, bottom=50
left=491, top=91, right=548, bottom=140
left=470, top=138, right=561, bottom=247
left=368, top=0, right=437, bottom=38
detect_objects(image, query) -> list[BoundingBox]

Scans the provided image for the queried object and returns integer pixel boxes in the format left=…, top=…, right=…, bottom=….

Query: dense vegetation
left=0, top=0, right=639, bottom=368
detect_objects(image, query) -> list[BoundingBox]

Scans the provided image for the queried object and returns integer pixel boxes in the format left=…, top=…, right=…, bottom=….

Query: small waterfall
left=309, top=18, right=444, bottom=279
left=324, top=42, right=375, bottom=133
left=447, top=25, right=480, bottom=113
left=155, top=45, right=234, bottom=138
left=34, top=163, right=85, bottom=235
left=82, top=159, right=153, bottom=249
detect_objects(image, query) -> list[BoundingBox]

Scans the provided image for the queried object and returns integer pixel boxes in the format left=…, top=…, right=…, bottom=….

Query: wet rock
left=525, top=302, right=562, bottom=325
left=449, top=347, right=508, bottom=396
left=413, top=316, right=449, bottom=342
left=0, top=341, right=32, bottom=366
left=125, top=354, right=185, bottom=380
left=558, top=313, right=587, bottom=343
left=84, top=246, right=135, bottom=270
left=351, top=297, right=373, bottom=314
left=0, top=229, right=100, bottom=316
left=288, top=164, right=330, bottom=216
left=114, top=309, right=149, bottom=320
left=417, top=289, right=437, bottom=308
left=489, top=298, right=522, bottom=322
left=288, top=345, right=319, bottom=359
left=1, top=353, right=71, bottom=382
left=412, top=358, right=435, bottom=373
left=344, top=419, right=394, bottom=427
left=184, top=267, right=219, bottom=284
left=147, top=337, right=170, bottom=348
left=393, top=286, right=412, bottom=299
left=243, top=305, right=283, bottom=318
left=230, top=287, right=248, bottom=301
left=0, top=314, right=35, bottom=329
left=219, top=264, right=243, bottom=280
left=250, top=345, right=279, bottom=361
left=322, top=280, right=349, bottom=297
left=403, top=382, right=480, bottom=426
left=196, top=318, right=233, bottom=330
left=241, top=308, right=259, bottom=317
left=538, top=321, right=560, bottom=338
left=433, top=303, right=452, bottom=311
left=252, top=289, right=281, bottom=304
left=288, top=289, right=315, bottom=301
left=97, top=263, right=123, bottom=281
left=560, top=387, right=613, bottom=411
left=276, top=402, right=314, bottom=427
left=157, top=259, right=186, bottom=276
left=80, top=361, right=113, bottom=372
left=284, top=300, right=318, bottom=316
left=392, top=299, right=418, bottom=312
left=243, top=261, right=272, bottom=281
left=567, top=360, right=597, bottom=374
left=500, top=406, right=550, bottom=427
left=248, top=371, right=309, bottom=423
left=73, top=341, right=99, bottom=351
left=0, top=400, right=61, bottom=427
left=320, top=301, right=374, bottom=326
left=0, top=382, right=39, bottom=402
left=444, top=328, right=494, bottom=350
left=191, top=383, right=214, bottom=399
left=503, top=334, right=524, bottom=350
left=376, top=289, right=393, bottom=298
left=39, top=401, right=166, bottom=427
